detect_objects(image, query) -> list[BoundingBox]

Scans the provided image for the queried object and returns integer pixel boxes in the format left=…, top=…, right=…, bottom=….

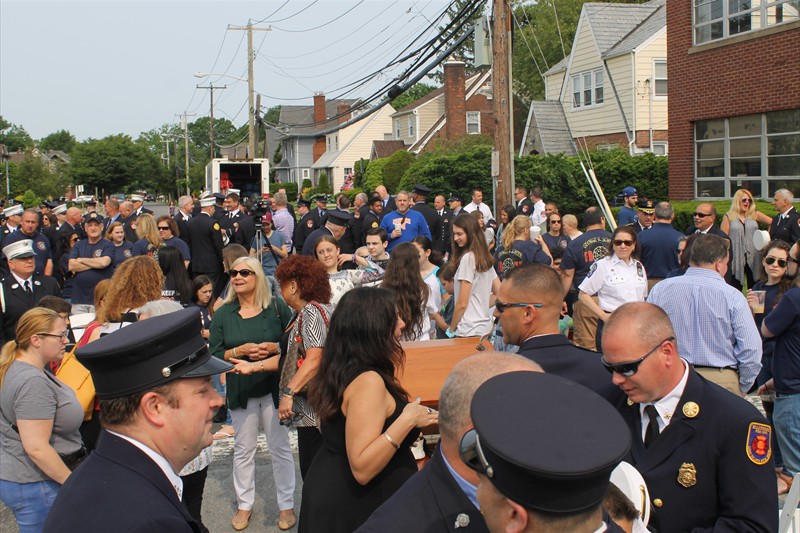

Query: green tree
left=390, top=83, right=438, bottom=110
left=188, top=116, right=239, bottom=158
left=8, top=152, right=69, bottom=200
left=353, top=158, right=369, bottom=189
left=317, top=171, right=331, bottom=195
left=382, top=150, right=416, bottom=193
left=38, top=130, right=77, bottom=154
left=20, top=190, right=42, bottom=209
left=0, top=116, right=33, bottom=152
left=263, top=105, right=281, bottom=125
left=428, top=0, right=484, bottom=83
left=70, top=135, right=165, bottom=195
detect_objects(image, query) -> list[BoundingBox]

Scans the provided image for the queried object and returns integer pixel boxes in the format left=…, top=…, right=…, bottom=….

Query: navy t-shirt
left=559, top=229, right=612, bottom=288
left=68, top=238, right=114, bottom=305
left=494, top=240, right=551, bottom=279
left=164, top=237, right=191, bottom=262
left=110, top=241, right=134, bottom=267
left=764, top=287, right=800, bottom=394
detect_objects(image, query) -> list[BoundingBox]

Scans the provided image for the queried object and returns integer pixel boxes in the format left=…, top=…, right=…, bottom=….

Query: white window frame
left=408, top=116, right=415, bottom=138
left=652, top=142, right=668, bottom=156
left=653, top=59, right=668, bottom=99
left=302, top=168, right=310, bottom=179
left=693, top=0, right=799, bottom=45
left=571, top=69, right=604, bottom=109
left=395, top=119, right=402, bottom=140
left=466, top=111, right=481, bottom=134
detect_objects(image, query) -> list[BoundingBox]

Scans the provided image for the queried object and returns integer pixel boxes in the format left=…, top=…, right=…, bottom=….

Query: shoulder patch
left=521, top=205, right=530, bottom=214
left=371, top=221, right=378, bottom=228
left=586, top=262, right=598, bottom=278
left=36, top=241, right=46, bottom=251
left=123, top=249, right=132, bottom=258
left=93, top=249, right=102, bottom=258
left=213, top=223, right=220, bottom=231
left=747, top=422, right=772, bottom=465
left=307, top=220, right=314, bottom=228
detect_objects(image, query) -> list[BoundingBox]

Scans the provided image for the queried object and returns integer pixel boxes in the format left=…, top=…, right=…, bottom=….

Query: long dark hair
left=191, top=275, right=216, bottom=317
left=158, top=246, right=192, bottom=305
left=450, top=213, right=494, bottom=272
left=412, top=235, right=443, bottom=266
left=760, top=240, right=793, bottom=307
left=309, top=287, right=408, bottom=424
left=382, top=242, right=430, bottom=340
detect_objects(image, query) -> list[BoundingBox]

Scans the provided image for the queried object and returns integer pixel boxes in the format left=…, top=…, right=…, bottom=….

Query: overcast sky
left=0, top=0, right=457, bottom=141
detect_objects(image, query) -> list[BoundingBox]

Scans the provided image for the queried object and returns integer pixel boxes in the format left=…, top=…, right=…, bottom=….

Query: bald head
left=119, top=201, right=134, bottom=217
left=605, top=302, right=675, bottom=347
left=438, top=352, right=542, bottom=443
left=495, top=264, right=564, bottom=344
left=66, top=207, right=82, bottom=225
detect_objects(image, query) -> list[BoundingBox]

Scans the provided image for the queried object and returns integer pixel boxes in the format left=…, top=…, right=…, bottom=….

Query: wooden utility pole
left=492, top=0, right=515, bottom=211
left=228, top=22, right=271, bottom=159
left=176, top=112, right=196, bottom=196
left=196, top=84, right=227, bottom=159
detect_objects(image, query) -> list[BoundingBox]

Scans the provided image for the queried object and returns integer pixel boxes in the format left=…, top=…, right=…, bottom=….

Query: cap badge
left=682, top=402, right=699, bottom=418
left=677, top=463, right=697, bottom=488
left=162, top=367, right=172, bottom=378
left=455, top=513, right=470, bottom=528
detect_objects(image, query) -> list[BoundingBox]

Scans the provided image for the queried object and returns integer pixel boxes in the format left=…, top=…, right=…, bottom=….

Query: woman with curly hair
left=86, top=255, right=163, bottom=342
left=131, top=214, right=164, bottom=260
left=314, top=235, right=384, bottom=307
left=104, top=221, right=134, bottom=268
left=382, top=242, right=432, bottom=341
left=298, top=287, right=437, bottom=533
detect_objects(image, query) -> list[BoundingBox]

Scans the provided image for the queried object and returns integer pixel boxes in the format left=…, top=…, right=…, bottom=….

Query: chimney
left=313, top=91, right=326, bottom=162
left=337, top=103, right=351, bottom=125
left=444, top=60, right=466, bottom=140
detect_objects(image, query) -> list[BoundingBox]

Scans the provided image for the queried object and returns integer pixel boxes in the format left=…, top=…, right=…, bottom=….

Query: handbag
left=55, top=347, right=95, bottom=421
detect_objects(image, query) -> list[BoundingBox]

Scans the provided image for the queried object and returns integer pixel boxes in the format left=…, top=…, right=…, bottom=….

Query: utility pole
left=160, top=136, right=172, bottom=167
left=196, top=84, right=227, bottom=159
left=176, top=112, right=196, bottom=196
left=228, top=22, right=271, bottom=159
left=492, top=0, right=514, bottom=212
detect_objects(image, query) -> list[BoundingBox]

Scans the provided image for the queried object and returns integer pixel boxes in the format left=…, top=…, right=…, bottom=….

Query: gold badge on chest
left=682, top=402, right=699, bottom=418
left=677, top=463, right=697, bottom=488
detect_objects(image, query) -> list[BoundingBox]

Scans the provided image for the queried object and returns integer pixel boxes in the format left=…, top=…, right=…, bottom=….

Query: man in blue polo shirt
left=68, top=213, right=114, bottom=314
left=638, top=201, right=684, bottom=290
left=380, top=190, right=430, bottom=252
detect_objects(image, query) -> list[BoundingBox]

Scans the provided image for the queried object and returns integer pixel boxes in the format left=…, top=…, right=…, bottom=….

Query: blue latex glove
left=445, top=328, right=456, bottom=338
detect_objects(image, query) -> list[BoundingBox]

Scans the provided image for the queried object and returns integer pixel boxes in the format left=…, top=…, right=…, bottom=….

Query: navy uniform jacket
left=1, top=230, right=53, bottom=278
left=186, top=213, right=223, bottom=274
left=361, top=210, right=382, bottom=246
left=614, top=369, right=777, bottom=533
left=44, top=431, right=200, bottom=533
left=638, top=222, right=684, bottom=278
left=769, top=207, right=800, bottom=244
left=293, top=212, right=315, bottom=253
left=308, top=208, right=326, bottom=231
left=357, top=447, right=488, bottom=533
left=438, top=208, right=453, bottom=255
left=301, top=226, right=334, bottom=256
left=516, top=334, right=623, bottom=403
left=413, top=202, right=442, bottom=250
left=0, top=275, right=61, bottom=345
left=321, top=209, right=360, bottom=255
left=516, top=198, right=533, bottom=217
left=227, top=211, right=255, bottom=249
left=174, top=211, right=192, bottom=245
left=119, top=213, right=138, bottom=242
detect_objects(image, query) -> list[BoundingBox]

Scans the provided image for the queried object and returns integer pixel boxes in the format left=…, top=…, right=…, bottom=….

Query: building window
left=694, top=110, right=800, bottom=198
left=651, top=142, right=668, bottom=156
left=653, top=60, right=667, bottom=97
left=408, top=116, right=415, bottom=138
left=571, top=69, right=604, bottom=109
left=344, top=167, right=353, bottom=176
left=302, top=169, right=310, bottom=179
left=395, top=119, right=402, bottom=139
left=694, top=0, right=799, bottom=44
left=467, top=111, right=481, bottom=134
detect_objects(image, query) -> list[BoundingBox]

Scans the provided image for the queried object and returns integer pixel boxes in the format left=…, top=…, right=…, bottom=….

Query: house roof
left=603, top=0, right=666, bottom=58
left=392, top=70, right=489, bottom=116
left=544, top=56, right=570, bottom=76
left=277, top=99, right=359, bottom=137
left=583, top=0, right=664, bottom=58
left=311, top=150, right=339, bottom=169
left=524, top=101, right=577, bottom=156
left=371, top=140, right=407, bottom=159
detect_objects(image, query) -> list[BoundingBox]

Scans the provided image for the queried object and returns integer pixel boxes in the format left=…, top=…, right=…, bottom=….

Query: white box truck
left=205, top=158, right=270, bottom=199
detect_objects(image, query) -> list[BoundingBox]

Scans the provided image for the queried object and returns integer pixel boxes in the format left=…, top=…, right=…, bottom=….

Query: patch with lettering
left=746, top=422, right=772, bottom=465
left=93, top=249, right=102, bottom=258
left=123, top=249, right=132, bottom=258
left=36, top=241, right=46, bottom=251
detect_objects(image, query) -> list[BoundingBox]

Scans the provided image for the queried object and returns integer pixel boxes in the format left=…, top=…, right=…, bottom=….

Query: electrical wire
left=250, top=0, right=292, bottom=25
left=270, top=1, right=365, bottom=33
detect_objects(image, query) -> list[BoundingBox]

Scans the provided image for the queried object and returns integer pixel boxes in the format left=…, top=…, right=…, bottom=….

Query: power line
left=270, top=1, right=366, bottom=33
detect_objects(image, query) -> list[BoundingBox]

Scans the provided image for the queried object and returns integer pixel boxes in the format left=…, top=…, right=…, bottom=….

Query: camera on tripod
left=252, top=199, right=272, bottom=230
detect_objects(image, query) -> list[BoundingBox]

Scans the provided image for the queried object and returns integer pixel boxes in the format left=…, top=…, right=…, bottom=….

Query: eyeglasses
left=494, top=300, right=543, bottom=313
left=37, top=331, right=69, bottom=340
left=157, top=226, right=170, bottom=231
left=692, top=212, right=713, bottom=218
left=550, top=219, right=562, bottom=224
left=459, top=429, right=494, bottom=478
left=601, top=336, right=675, bottom=377
left=741, top=198, right=752, bottom=204
left=613, top=239, right=634, bottom=247
left=765, top=257, right=788, bottom=267
left=228, top=269, right=255, bottom=279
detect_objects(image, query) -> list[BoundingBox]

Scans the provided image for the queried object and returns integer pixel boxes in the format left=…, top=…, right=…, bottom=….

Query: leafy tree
left=382, top=150, right=416, bottom=193
left=7, top=152, right=69, bottom=200
left=390, top=83, right=438, bottom=110
left=363, top=159, right=390, bottom=193
left=264, top=105, right=281, bottom=125
left=188, top=116, right=239, bottom=158
left=317, top=171, right=331, bottom=195
left=428, top=0, right=484, bottom=83
left=0, top=116, right=33, bottom=152
left=20, top=190, right=42, bottom=210
left=70, top=135, right=165, bottom=195
left=38, top=130, right=77, bottom=154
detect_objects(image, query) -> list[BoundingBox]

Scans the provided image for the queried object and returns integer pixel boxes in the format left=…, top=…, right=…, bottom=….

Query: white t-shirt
left=454, top=251, right=497, bottom=337
left=421, top=267, right=443, bottom=339
left=530, top=199, right=546, bottom=226
left=578, top=254, right=648, bottom=312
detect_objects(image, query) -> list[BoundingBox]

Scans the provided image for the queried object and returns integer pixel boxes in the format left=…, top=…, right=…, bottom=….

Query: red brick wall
left=444, top=62, right=467, bottom=139
left=667, top=1, right=800, bottom=200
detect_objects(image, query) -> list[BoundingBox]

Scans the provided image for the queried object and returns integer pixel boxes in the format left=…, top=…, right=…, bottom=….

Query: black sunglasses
left=494, top=300, right=543, bottom=313
left=765, top=257, right=788, bottom=267
left=692, top=212, right=713, bottom=218
left=741, top=198, right=752, bottom=203
left=157, top=226, right=170, bottom=231
left=601, top=336, right=675, bottom=377
left=613, top=239, right=634, bottom=247
left=459, top=429, right=494, bottom=478
left=228, top=269, right=255, bottom=278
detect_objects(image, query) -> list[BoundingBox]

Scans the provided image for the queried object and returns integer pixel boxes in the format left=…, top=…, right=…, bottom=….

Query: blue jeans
left=773, top=394, right=800, bottom=476
left=0, top=479, right=60, bottom=533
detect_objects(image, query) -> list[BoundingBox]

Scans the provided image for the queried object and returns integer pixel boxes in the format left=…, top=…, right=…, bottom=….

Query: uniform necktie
left=644, top=404, right=660, bottom=448
left=23, top=280, right=31, bottom=295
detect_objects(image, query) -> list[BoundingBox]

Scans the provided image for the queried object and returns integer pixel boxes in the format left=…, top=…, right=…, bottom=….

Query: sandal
left=232, top=509, right=252, bottom=531
left=213, top=426, right=234, bottom=440
left=278, top=509, right=296, bottom=530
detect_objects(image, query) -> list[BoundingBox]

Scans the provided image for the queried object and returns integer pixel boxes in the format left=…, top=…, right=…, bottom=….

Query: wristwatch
left=282, top=387, right=294, bottom=398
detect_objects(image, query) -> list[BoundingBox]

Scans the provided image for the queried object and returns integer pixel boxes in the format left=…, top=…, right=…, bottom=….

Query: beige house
left=522, top=0, right=667, bottom=156
left=311, top=103, right=395, bottom=192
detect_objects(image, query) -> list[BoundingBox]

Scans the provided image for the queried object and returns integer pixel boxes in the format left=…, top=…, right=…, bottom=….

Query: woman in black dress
left=299, top=287, right=438, bottom=533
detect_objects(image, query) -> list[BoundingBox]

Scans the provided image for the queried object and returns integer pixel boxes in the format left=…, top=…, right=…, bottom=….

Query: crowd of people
left=0, top=182, right=798, bottom=533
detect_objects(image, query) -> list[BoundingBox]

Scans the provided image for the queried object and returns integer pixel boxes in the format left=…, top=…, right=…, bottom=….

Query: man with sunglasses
left=647, top=234, right=761, bottom=396
left=358, top=352, right=542, bottom=533
left=602, top=302, right=776, bottom=533
left=496, top=264, right=621, bottom=401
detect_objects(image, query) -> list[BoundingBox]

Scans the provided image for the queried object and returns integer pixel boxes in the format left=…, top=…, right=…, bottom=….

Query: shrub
left=353, top=159, right=369, bottom=189
left=382, top=150, right=415, bottom=193
left=20, top=190, right=41, bottom=210
left=317, top=172, right=331, bottom=195
left=363, top=158, right=390, bottom=193
left=400, top=142, right=492, bottom=205
left=269, top=181, right=298, bottom=198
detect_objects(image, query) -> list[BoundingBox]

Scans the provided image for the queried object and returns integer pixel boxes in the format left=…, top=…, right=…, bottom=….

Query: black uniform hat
left=315, top=194, right=328, bottom=203
left=42, top=200, right=58, bottom=209
left=297, top=198, right=312, bottom=208
left=76, top=307, right=233, bottom=399
left=83, top=212, right=104, bottom=225
left=447, top=193, right=464, bottom=204
left=85, top=199, right=97, bottom=207
left=413, top=184, right=432, bottom=197
left=213, top=192, right=226, bottom=203
left=462, top=372, right=630, bottom=514
left=636, top=199, right=655, bottom=214
left=325, top=210, right=353, bottom=227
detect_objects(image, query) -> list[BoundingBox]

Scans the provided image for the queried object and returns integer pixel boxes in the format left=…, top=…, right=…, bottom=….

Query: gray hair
left=776, top=189, right=794, bottom=202
left=654, top=201, right=673, bottom=221
left=138, top=300, right=184, bottom=319
left=355, top=192, right=368, bottom=204
left=273, top=192, right=288, bottom=206
left=178, top=195, right=193, bottom=209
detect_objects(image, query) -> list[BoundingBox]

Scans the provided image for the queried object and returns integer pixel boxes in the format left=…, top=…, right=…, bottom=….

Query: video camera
left=252, top=198, right=272, bottom=230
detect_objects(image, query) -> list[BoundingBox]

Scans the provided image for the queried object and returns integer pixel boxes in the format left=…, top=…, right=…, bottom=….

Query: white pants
left=230, top=396, right=296, bottom=511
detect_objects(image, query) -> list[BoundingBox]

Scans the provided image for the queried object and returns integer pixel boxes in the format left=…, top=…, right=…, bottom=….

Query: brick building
left=668, top=0, right=799, bottom=200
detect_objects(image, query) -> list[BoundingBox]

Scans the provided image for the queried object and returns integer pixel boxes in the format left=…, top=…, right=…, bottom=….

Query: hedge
left=269, top=181, right=298, bottom=198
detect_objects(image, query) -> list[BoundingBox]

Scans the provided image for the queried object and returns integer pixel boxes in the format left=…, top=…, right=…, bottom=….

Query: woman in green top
left=209, top=256, right=296, bottom=532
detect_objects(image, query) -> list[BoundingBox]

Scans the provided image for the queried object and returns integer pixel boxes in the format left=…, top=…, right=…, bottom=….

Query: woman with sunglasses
left=578, top=226, right=647, bottom=351
left=156, top=216, right=190, bottom=268
left=542, top=213, right=571, bottom=266
left=0, top=308, right=84, bottom=533
left=210, top=256, right=296, bottom=531
left=720, top=189, right=772, bottom=290
left=314, top=235, right=384, bottom=307
left=104, top=222, right=134, bottom=268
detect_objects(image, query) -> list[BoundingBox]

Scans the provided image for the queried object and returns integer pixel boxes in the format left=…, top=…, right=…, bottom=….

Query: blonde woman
left=720, top=189, right=772, bottom=289
left=131, top=214, right=164, bottom=259
left=0, top=308, right=84, bottom=533
left=562, top=214, right=583, bottom=239
left=493, top=216, right=552, bottom=280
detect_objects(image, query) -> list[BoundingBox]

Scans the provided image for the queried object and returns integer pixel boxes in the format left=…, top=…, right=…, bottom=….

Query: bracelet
left=260, top=360, right=265, bottom=371
left=383, top=432, right=400, bottom=450
left=233, top=346, right=237, bottom=358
